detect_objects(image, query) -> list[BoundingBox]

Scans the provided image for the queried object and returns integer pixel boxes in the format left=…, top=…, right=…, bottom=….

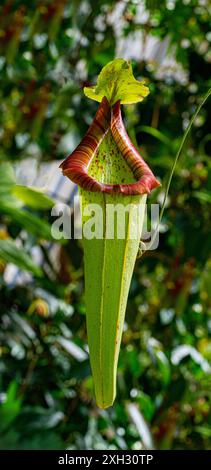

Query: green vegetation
left=0, top=0, right=211, bottom=450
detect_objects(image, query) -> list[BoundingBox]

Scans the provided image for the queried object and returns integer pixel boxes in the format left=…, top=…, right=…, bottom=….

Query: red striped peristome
left=60, top=97, right=161, bottom=195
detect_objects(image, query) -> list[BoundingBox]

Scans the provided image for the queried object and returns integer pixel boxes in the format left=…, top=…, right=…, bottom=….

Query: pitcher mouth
left=60, top=97, right=161, bottom=195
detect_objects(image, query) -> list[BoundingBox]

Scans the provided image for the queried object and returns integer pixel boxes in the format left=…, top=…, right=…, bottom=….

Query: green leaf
left=0, top=239, right=42, bottom=276
left=82, top=190, right=146, bottom=408
left=84, top=58, right=149, bottom=106
left=0, top=162, right=16, bottom=194
left=0, top=163, right=54, bottom=210
left=0, top=201, right=53, bottom=240
left=80, top=129, right=148, bottom=408
left=0, top=381, right=22, bottom=432
left=138, top=391, right=155, bottom=421
left=0, top=191, right=23, bottom=208
left=138, top=125, right=173, bottom=149
left=156, top=350, right=171, bottom=386
left=149, top=87, right=211, bottom=251
left=148, top=338, right=171, bottom=386
left=12, top=185, right=54, bottom=210
left=193, top=190, right=211, bottom=204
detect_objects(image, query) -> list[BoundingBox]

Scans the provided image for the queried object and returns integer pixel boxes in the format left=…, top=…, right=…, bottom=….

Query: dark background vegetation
left=0, top=0, right=211, bottom=450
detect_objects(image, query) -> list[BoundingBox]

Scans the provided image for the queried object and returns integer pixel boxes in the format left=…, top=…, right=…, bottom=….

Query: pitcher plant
left=60, top=59, right=160, bottom=408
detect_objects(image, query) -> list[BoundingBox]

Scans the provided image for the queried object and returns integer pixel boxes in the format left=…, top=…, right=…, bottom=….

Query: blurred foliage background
left=0, top=0, right=211, bottom=450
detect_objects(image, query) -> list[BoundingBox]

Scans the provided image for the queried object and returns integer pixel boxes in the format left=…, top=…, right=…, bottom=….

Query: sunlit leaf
left=84, top=58, right=149, bottom=105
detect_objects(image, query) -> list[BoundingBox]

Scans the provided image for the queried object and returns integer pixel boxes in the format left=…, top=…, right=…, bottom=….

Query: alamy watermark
left=51, top=195, right=160, bottom=250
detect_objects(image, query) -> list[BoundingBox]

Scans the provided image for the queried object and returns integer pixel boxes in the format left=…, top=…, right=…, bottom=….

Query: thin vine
left=147, top=87, right=211, bottom=252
